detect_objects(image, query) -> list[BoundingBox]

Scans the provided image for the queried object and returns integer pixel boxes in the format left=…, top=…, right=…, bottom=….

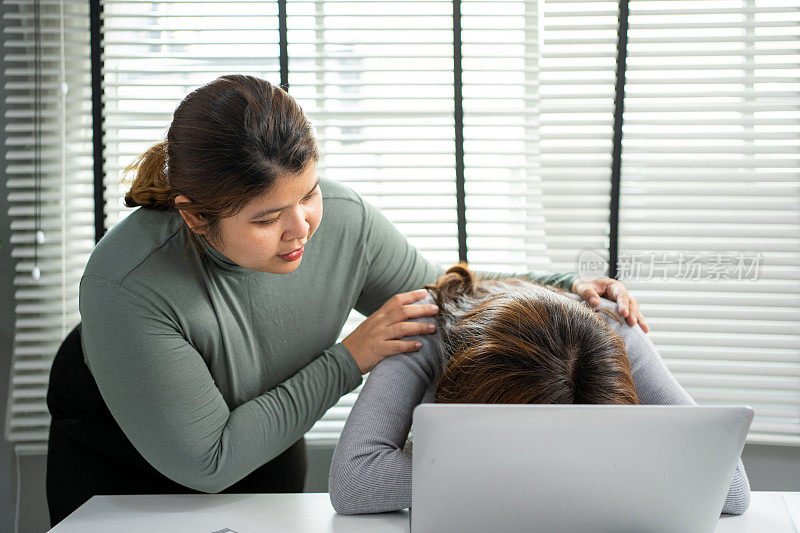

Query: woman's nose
left=282, top=207, right=310, bottom=241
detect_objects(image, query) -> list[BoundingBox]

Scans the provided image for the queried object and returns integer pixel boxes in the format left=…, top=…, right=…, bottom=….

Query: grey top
left=329, top=292, right=751, bottom=516
left=78, top=177, right=579, bottom=493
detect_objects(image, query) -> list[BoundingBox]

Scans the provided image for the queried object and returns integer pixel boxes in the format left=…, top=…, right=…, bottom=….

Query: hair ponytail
left=427, top=263, right=639, bottom=406
left=425, top=263, right=480, bottom=310
left=123, top=141, right=175, bottom=210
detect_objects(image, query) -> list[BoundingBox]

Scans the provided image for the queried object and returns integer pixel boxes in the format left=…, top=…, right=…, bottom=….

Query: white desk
left=49, top=492, right=800, bottom=532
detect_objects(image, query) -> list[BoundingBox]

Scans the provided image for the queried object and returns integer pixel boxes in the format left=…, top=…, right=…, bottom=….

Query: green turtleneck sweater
left=78, top=178, right=578, bottom=493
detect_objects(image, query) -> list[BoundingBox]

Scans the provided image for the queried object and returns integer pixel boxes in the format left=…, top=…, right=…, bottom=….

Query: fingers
left=389, top=302, right=439, bottom=322
left=389, top=320, right=436, bottom=339
left=616, top=291, right=631, bottom=318
left=387, top=339, right=424, bottom=356
left=622, top=296, right=636, bottom=326
left=609, top=282, right=637, bottom=327
left=629, top=297, right=650, bottom=333
left=388, top=288, right=430, bottom=307
left=637, top=312, right=650, bottom=333
left=580, top=287, right=601, bottom=307
left=621, top=294, right=650, bottom=332
left=586, top=279, right=650, bottom=332
left=605, top=280, right=633, bottom=322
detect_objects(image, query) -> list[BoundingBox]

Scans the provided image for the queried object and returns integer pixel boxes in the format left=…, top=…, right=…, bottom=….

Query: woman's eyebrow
left=249, top=179, right=320, bottom=220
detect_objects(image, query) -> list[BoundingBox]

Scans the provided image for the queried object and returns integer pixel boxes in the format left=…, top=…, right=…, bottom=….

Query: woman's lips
left=278, top=245, right=304, bottom=262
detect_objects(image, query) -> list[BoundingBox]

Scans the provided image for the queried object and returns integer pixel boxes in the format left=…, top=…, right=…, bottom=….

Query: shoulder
left=406, top=291, right=438, bottom=325
left=319, top=177, right=363, bottom=205
left=561, top=291, right=643, bottom=340
left=82, top=207, right=190, bottom=288
left=316, top=178, right=371, bottom=233
left=367, top=290, right=442, bottom=377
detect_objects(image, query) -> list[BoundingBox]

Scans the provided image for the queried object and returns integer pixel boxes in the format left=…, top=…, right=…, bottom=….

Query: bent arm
left=599, top=298, right=751, bottom=515
left=329, top=293, right=440, bottom=515
left=353, top=197, right=579, bottom=316
left=80, top=275, right=363, bottom=493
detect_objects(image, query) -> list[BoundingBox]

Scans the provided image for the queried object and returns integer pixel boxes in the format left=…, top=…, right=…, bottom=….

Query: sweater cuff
left=330, top=342, right=364, bottom=391
left=563, top=272, right=580, bottom=292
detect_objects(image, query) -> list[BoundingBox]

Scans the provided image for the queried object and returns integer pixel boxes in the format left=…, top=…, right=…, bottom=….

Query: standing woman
left=45, top=74, right=647, bottom=526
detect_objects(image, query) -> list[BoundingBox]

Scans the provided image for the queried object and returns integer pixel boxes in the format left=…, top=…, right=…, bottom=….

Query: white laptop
left=411, top=404, right=753, bottom=533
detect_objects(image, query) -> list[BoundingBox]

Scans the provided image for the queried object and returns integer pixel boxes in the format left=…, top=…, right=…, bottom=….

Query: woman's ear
left=174, top=194, right=209, bottom=235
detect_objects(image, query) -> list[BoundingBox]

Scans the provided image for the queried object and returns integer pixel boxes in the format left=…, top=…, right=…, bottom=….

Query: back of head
left=426, top=264, right=639, bottom=405
left=123, top=74, right=319, bottom=248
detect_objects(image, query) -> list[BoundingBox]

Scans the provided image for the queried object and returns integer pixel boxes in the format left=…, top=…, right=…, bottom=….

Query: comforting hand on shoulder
left=342, top=289, right=439, bottom=374
left=570, top=277, right=650, bottom=333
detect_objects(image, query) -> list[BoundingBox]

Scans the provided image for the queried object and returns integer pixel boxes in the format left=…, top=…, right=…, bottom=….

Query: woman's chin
left=250, top=257, right=303, bottom=274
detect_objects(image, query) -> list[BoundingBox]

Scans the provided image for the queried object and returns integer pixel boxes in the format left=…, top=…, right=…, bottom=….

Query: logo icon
left=577, top=249, right=609, bottom=282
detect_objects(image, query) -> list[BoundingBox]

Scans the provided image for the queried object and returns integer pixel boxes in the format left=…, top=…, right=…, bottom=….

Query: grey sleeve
left=80, top=276, right=363, bottom=493
left=599, top=298, right=751, bottom=515
left=329, top=294, right=440, bottom=515
left=331, top=291, right=751, bottom=516
left=353, top=198, right=445, bottom=317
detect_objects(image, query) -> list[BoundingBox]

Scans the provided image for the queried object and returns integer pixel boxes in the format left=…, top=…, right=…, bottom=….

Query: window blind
left=461, top=0, right=551, bottom=274
left=101, top=0, right=281, bottom=228
left=537, top=0, right=620, bottom=273
left=3, top=0, right=93, bottom=453
left=5, top=0, right=799, bottom=450
left=286, top=0, right=459, bottom=443
left=619, top=0, right=800, bottom=445
left=464, top=0, right=618, bottom=276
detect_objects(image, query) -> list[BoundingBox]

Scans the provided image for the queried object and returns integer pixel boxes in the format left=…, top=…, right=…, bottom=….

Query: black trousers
left=46, top=324, right=307, bottom=528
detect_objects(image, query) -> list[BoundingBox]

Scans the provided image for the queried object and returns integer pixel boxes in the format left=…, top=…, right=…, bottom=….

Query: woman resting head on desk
left=431, top=264, right=638, bottom=406
left=328, top=264, right=752, bottom=516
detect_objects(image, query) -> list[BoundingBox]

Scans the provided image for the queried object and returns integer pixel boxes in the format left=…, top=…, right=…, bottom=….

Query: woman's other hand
left=571, top=277, right=650, bottom=333
left=342, top=289, right=439, bottom=374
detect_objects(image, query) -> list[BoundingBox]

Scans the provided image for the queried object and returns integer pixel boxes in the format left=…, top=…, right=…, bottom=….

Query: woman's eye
left=254, top=190, right=316, bottom=225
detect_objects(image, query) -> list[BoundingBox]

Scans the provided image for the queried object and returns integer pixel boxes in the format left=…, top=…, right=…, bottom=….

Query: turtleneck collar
left=197, top=235, right=252, bottom=276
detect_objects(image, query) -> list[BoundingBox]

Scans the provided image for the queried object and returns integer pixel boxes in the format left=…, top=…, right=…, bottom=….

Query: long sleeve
left=596, top=298, right=751, bottom=515
left=329, top=293, right=441, bottom=515
left=331, top=293, right=751, bottom=516
left=353, top=200, right=443, bottom=316
left=80, top=275, right=363, bottom=493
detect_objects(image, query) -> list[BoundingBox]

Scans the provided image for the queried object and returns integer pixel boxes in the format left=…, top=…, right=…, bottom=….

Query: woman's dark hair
left=123, top=74, right=319, bottom=251
left=424, top=264, right=639, bottom=405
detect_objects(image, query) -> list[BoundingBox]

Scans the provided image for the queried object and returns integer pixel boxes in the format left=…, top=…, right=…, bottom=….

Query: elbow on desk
left=146, top=447, right=237, bottom=495
left=721, top=462, right=752, bottom=516
left=722, top=488, right=751, bottom=516
left=329, top=491, right=358, bottom=516
left=328, top=469, right=362, bottom=515
left=179, top=476, right=229, bottom=495
left=328, top=455, right=380, bottom=515
left=158, top=466, right=231, bottom=494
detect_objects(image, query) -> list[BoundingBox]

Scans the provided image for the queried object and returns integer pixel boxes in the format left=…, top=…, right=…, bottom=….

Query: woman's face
left=207, top=163, right=322, bottom=274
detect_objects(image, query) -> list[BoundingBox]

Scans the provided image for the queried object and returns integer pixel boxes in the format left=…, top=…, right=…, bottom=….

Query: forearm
left=97, top=339, right=361, bottom=493
left=610, top=306, right=751, bottom=515
left=330, top=296, right=441, bottom=514
left=205, top=344, right=362, bottom=492
left=81, top=276, right=363, bottom=493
